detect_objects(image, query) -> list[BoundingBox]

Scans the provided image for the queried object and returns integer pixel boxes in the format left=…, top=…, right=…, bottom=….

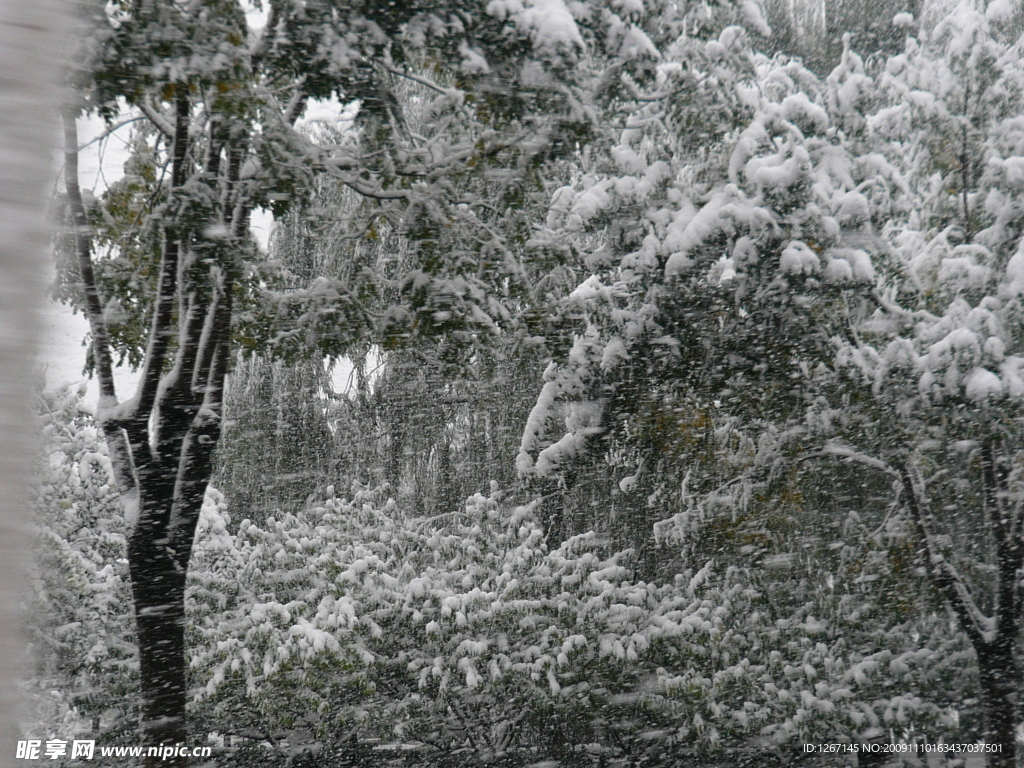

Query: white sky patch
left=242, top=0, right=269, bottom=38
left=329, top=348, right=384, bottom=401
left=249, top=207, right=274, bottom=252
left=75, top=112, right=130, bottom=194
left=298, top=94, right=348, bottom=126
left=295, top=95, right=361, bottom=136
left=39, top=303, right=141, bottom=407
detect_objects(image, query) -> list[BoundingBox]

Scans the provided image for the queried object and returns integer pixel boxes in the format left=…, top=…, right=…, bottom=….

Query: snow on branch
left=900, top=462, right=993, bottom=648
left=801, top=444, right=900, bottom=477
left=139, top=100, right=174, bottom=139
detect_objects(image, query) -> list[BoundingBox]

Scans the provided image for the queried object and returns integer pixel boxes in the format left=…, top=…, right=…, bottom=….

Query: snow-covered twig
left=800, top=444, right=900, bottom=477
left=383, top=66, right=450, bottom=97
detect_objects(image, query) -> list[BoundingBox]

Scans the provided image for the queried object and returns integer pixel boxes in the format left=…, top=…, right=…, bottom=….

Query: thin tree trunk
left=64, top=85, right=241, bottom=762
left=979, top=440, right=1022, bottom=766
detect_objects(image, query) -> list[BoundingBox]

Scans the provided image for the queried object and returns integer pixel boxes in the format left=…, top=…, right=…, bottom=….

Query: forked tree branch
left=168, top=255, right=236, bottom=571
left=171, top=282, right=210, bottom=399
left=815, top=444, right=996, bottom=648
left=188, top=280, right=221, bottom=397
left=167, top=122, right=248, bottom=568
left=900, top=461, right=990, bottom=649
left=134, top=94, right=190, bottom=424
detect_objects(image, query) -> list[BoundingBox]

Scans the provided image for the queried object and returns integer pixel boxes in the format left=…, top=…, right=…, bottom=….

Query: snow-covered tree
left=820, top=3, right=1024, bottom=762
left=218, top=98, right=555, bottom=520
left=519, top=0, right=1024, bottom=758
left=57, top=0, right=701, bottom=757
left=517, top=32, right=887, bottom=562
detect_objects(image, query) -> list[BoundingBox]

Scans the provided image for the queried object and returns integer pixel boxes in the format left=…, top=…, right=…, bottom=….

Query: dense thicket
left=35, top=0, right=1024, bottom=766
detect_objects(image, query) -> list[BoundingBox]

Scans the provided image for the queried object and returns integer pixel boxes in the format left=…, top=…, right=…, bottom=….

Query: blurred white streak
left=0, top=0, right=69, bottom=760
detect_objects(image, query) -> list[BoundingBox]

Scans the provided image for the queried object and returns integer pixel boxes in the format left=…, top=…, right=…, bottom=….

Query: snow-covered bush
left=27, top=391, right=976, bottom=766
left=26, top=388, right=136, bottom=744
left=187, top=485, right=968, bottom=766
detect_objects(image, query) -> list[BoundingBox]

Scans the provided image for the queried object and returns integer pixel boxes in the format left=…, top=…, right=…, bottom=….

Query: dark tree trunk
left=900, top=455, right=1021, bottom=768
left=977, top=640, right=1019, bottom=768
left=128, top=428, right=212, bottom=765
left=124, top=320, right=230, bottom=765
left=979, top=439, right=1022, bottom=767
left=128, top=543, right=188, bottom=764
left=64, top=88, right=240, bottom=763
